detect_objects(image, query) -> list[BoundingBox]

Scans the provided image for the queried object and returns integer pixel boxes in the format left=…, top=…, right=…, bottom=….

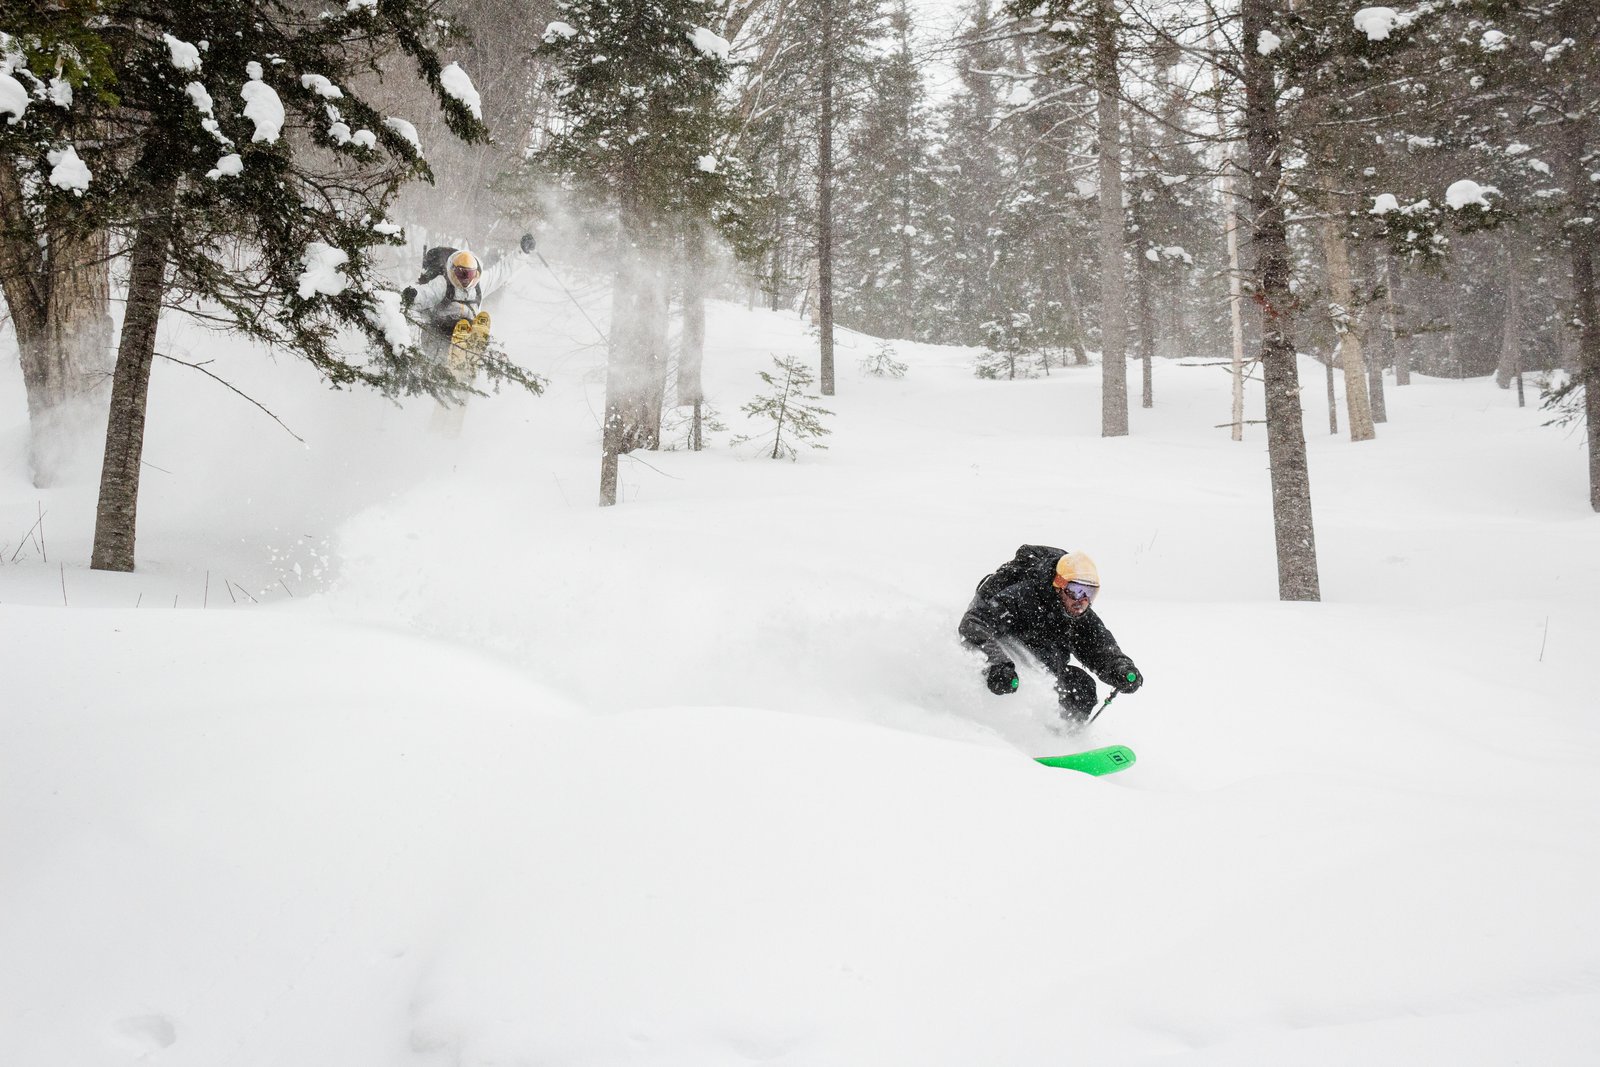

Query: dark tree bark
left=91, top=180, right=178, bottom=572
left=1243, top=0, right=1320, bottom=601
left=1570, top=186, right=1600, bottom=511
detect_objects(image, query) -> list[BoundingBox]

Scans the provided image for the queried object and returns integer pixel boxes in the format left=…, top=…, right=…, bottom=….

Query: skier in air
left=402, top=232, right=537, bottom=363
left=959, top=546, right=1144, bottom=728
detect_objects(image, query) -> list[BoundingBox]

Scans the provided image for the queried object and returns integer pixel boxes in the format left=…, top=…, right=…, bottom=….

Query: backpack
left=975, top=544, right=1065, bottom=598
left=417, top=245, right=455, bottom=284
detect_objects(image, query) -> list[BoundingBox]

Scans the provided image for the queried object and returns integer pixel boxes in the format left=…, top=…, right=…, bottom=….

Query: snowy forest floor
left=2, top=262, right=1597, bottom=1066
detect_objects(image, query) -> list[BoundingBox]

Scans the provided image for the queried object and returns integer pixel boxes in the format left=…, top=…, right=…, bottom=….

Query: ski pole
left=535, top=250, right=610, bottom=345
left=1084, top=689, right=1119, bottom=728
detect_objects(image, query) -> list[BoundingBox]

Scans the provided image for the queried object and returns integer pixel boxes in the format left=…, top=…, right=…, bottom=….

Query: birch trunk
left=1319, top=200, right=1375, bottom=442
left=1222, top=146, right=1247, bottom=441
left=1324, top=349, right=1338, bottom=435
left=1243, top=0, right=1320, bottom=601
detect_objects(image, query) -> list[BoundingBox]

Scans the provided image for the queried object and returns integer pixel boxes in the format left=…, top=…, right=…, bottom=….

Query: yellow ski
left=446, top=311, right=489, bottom=379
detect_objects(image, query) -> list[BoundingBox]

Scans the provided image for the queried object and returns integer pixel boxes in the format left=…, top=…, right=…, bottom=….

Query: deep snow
left=2, top=258, right=1597, bottom=1066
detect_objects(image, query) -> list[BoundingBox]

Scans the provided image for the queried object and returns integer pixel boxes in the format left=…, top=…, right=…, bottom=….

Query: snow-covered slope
left=2, top=262, right=1597, bottom=1066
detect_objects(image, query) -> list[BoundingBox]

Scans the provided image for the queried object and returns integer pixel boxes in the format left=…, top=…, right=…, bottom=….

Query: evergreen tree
left=536, top=0, right=743, bottom=505
left=922, top=1, right=1010, bottom=347
left=1433, top=1, right=1600, bottom=509
left=734, top=354, right=833, bottom=459
left=833, top=1, right=937, bottom=342
left=1001, top=0, right=1133, bottom=435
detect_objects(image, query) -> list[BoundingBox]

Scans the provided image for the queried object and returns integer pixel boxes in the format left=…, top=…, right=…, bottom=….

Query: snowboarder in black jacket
left=959, top=546, right=1144, bottom=727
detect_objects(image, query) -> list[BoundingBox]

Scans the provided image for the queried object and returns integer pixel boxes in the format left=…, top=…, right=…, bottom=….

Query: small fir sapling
left=976, top=311, right=1043, bottom=379
left=734, top=356, right=834, bottom=460
left=661, top=400, right=728, bottom=450
left=860, top=340, right=908, bottom=378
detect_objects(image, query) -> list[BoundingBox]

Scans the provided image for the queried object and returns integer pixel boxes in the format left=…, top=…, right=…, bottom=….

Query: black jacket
left=959, top=555, right=1127, bottom=683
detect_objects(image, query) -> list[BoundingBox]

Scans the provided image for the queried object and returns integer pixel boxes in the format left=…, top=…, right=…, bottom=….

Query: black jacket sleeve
left=958, top=585, right=1024, bottom=665
left=1071, top=609, right=1128, bottom=682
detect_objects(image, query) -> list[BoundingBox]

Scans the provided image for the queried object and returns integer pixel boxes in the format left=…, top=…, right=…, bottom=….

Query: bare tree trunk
left=1243, top=0, right=1320, bottom=601
left=896, top=9, right=918, bottom=344
left=1324, top=348, right=1338, bottom=435
left=1581, top=245, right=1600, bottom=511
left=1061, top=269, right=1090, bottom=365
left=1495, top=245, right=1521, bottom=392
left=1319, top=197, right=1375, bottom=442
left=1093, top=0, right=1128, bottom=436
left=1381, top=254, right=1411, bottom=386
left=640, top=260, right=670, bottom=451
left=817, top=0, right=837, bottom=396
left=600, top=219, right=669, bottom=505
left=680, top=223, right=708, bottom=451
left=1135, top=248, right=1155, bottom=408
left=1367, top=339, right=1388, bottom=422
left=1360, top=245, right=1388, bottom=423
left=1563, top=166, right=1600, bottom=512
left=91, top=180, right=178, bottom=572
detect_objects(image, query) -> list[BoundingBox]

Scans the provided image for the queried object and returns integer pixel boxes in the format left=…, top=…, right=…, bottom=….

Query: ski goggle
left=449, top=265, right=480, bottom=286
left=1055, top=579, right=1098, bottom=603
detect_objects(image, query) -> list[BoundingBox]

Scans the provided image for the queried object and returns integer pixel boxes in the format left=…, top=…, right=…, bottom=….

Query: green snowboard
left=1035, top=744, right=1136, bottom=776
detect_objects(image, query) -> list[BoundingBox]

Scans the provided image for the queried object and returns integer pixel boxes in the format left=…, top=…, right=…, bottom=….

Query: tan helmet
left=447, top=249, right=481, bottom=289
left=1052, top=551, right=1100, bottom=591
